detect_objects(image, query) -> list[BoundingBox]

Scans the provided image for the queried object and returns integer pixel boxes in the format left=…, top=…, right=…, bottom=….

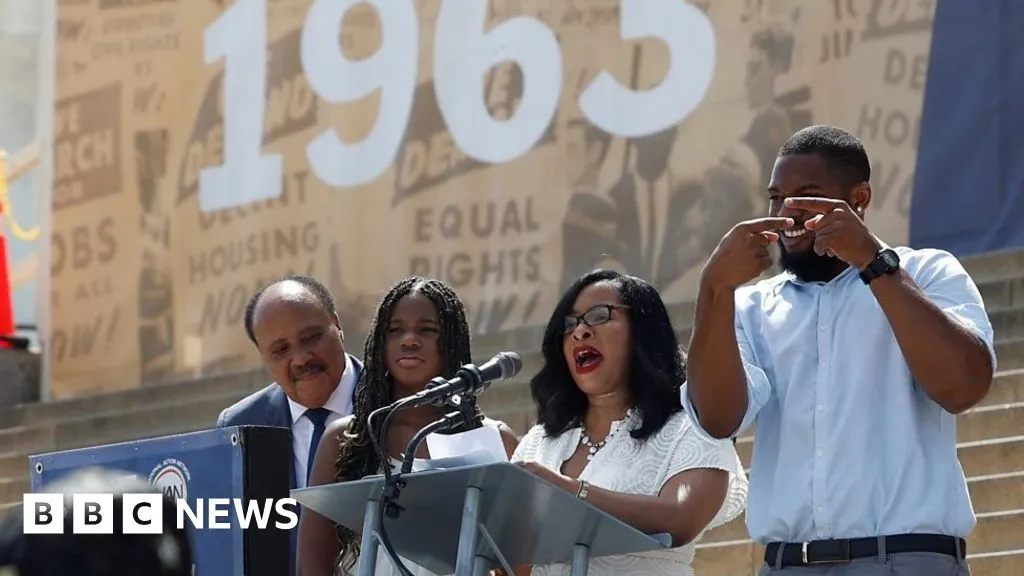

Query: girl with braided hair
left=297, top=276, right=520, bottom=576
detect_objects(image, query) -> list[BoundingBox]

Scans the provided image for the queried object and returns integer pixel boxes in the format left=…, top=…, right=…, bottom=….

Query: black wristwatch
left=859, top=248, right=900, bottom=285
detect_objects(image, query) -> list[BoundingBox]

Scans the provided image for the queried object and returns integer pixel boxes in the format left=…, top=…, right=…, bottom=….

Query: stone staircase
left=0, top=249, right=1020, bottom=575
left=0, top=347, right=542, bottom=513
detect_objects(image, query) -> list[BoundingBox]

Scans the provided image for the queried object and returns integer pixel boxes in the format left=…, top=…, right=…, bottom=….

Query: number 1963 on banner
left=200, top=0, right=716, bottom=212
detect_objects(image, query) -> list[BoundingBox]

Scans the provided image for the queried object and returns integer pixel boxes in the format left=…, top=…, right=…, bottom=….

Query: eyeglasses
left=563, top=304, right=628, bottom=335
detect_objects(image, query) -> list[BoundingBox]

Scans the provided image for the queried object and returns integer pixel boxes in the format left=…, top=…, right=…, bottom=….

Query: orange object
left=0, top=233, right=12, bottom=348
left=0, top=152, right=14, bottom=347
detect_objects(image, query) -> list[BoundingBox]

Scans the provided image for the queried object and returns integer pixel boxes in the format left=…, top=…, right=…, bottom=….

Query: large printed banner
left=51, top=0, right=935, bottom=397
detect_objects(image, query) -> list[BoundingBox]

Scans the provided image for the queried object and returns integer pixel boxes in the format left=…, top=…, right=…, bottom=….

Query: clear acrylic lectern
left=291, top=462, right=670, bottom=576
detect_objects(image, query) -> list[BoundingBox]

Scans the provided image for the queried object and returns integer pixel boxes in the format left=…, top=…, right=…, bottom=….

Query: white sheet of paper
left=419, top=449, right=505, bottom=471
left=426, top=425, right=509, bottom=464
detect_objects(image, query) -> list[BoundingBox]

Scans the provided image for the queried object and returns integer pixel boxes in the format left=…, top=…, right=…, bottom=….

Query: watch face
left=881, top=250, right=900, bottom=267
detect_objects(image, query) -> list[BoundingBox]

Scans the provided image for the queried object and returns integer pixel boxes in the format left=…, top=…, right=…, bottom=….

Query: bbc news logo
left=23, top=494, right=299, bottom=534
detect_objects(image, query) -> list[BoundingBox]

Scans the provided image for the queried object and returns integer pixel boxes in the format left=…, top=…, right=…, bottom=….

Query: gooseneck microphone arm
left=363, top=352, right=523, bottom=575
left=400, top=410, right=466, bottom=475
left=366, top=401, right=416, bottom=576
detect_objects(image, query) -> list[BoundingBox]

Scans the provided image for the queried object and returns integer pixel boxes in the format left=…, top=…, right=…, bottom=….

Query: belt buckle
left=801, top=540, right=849, bottom=565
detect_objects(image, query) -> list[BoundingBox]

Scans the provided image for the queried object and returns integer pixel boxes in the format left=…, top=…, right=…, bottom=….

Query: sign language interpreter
left=698, top=216, right=794, bottom=291
left=684, top=125, right=996, bottom=576
left=783, top=196, right=882, bottom=266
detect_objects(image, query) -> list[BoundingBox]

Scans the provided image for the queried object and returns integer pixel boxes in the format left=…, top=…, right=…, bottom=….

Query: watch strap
left=859, top=248, right=899, bottom=284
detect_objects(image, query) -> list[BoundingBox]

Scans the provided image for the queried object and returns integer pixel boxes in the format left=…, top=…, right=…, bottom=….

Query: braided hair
left=332, top=277, right=483, bottom=571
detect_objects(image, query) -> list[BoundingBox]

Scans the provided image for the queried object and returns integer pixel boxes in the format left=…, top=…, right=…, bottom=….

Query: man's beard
left=778, top=242, right=845, bottom=283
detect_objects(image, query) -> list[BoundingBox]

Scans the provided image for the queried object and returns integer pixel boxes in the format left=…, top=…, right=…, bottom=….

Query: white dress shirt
left=286, top=359, right=358, bottom=487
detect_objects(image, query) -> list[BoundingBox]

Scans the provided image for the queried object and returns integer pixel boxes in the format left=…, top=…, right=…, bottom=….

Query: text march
left=23, top=493, right=299, bottom=534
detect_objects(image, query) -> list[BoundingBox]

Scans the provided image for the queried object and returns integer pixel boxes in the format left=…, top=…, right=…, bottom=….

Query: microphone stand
left=361, top=366, right=485, bottom=575
left=366, top=399, right=417, bottom=576
left=399, top=409, right=467, bottom=475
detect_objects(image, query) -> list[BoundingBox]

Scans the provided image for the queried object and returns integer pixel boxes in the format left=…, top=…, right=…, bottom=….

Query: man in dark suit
left=218, top=274, right=362, bottom=487
left=217, top=275, right=361, bottom=574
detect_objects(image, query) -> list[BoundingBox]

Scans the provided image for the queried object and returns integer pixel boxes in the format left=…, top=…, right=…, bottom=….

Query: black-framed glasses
left=563, top=304, right=629, bottom=335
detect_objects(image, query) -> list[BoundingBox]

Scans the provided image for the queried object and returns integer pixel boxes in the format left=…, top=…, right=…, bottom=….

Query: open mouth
left=573, top=346, right=604, bottom=375
left=782, top=224, right=809, bottom=239
left=781, top=222, right=813, bottom=246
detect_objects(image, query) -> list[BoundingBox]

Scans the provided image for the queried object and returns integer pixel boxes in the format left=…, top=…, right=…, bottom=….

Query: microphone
left=401, top=351, right=522, bottom=408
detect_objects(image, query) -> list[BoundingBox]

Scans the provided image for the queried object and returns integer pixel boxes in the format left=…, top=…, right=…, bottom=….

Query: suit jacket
left=216, top=354, right=363, bottom=575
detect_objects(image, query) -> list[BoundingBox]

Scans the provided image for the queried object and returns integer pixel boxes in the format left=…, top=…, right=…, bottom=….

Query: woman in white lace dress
left=296, top=277, right=519, bottom=576
left=509, top=270, right=748, bottom=576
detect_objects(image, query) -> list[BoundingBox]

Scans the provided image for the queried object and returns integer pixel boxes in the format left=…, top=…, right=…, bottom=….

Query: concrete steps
left=0, top=272, right=1020, bottom=433
left=972, top=510, right=1024, bottom=554
left=0, top=378, right=538, bottom=497
left=4, top=356, right=1020, bottom=476
left=968, top=550, right=1024, bottom=576
left=963, top=249, right=1024, bottom=285
left=958, top=436, right=1024, bottom=477
left=958, top=402, right=1024, bottom=444
left=698, top=395, right=1024, bottom=573
left=737, top=433, right=1024, bottom=481
left=693, top=540, right=1024, bottom=576
left=0, top=334, right=1020, bottom=481
left=14, top=316, right=1024, bottom=463
left=701, top=468, right=1024, bottom=547
left=0, top=352, right=546, bottom=430
left=0, top=452, right=23, bottom=479
left=0, top=477, right=28, bottom=507
left=977, top=275, right=1024, bottom=313
left=734, top=370, right=1024, bottom=464
left=0, top=367, right=272, bottom=428
left=970, top=472, right=1024, bottom=515
left=0, top=392, right=258, bottom=455
left=0, top=377, right=536, bottom=468
left=977, top=369, right=1024, bottom=405
left=0, top=248, right=1021, bottom=576
left=692, top=540, right=764, bottom=576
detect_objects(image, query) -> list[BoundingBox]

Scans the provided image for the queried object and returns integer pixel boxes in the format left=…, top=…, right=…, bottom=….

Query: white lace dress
left=511, top=410, right=748, bottom=576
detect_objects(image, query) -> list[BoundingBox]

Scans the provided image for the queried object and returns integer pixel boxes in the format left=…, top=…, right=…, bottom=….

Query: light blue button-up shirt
left=683, top=246, right=997, bottom=544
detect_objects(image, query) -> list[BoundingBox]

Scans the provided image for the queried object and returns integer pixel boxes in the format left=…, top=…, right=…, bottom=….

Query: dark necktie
left=305, top=407, right=331, bottom=486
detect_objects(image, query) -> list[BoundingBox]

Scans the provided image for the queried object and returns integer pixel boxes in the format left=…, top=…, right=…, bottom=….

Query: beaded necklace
left=579, top=409, right=633, bottom=462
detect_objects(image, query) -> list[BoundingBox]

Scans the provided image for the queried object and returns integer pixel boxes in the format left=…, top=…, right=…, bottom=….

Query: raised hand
left=784, top=197, right=880, bottom=269
left=700, top=217, right=794, bottom=291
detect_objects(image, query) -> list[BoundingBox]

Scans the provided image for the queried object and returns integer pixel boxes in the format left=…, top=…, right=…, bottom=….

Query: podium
left=292, top=462, right=671, bottom=576
left=29, top=426, right=292, bottom=576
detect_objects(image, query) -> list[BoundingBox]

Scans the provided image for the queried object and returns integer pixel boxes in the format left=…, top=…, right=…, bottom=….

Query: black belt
left=764, top=534, right=966, bottom=567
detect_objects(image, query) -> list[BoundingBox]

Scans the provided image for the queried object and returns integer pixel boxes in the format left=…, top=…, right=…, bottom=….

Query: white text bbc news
left=22, top=494, right=299, bottom=534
